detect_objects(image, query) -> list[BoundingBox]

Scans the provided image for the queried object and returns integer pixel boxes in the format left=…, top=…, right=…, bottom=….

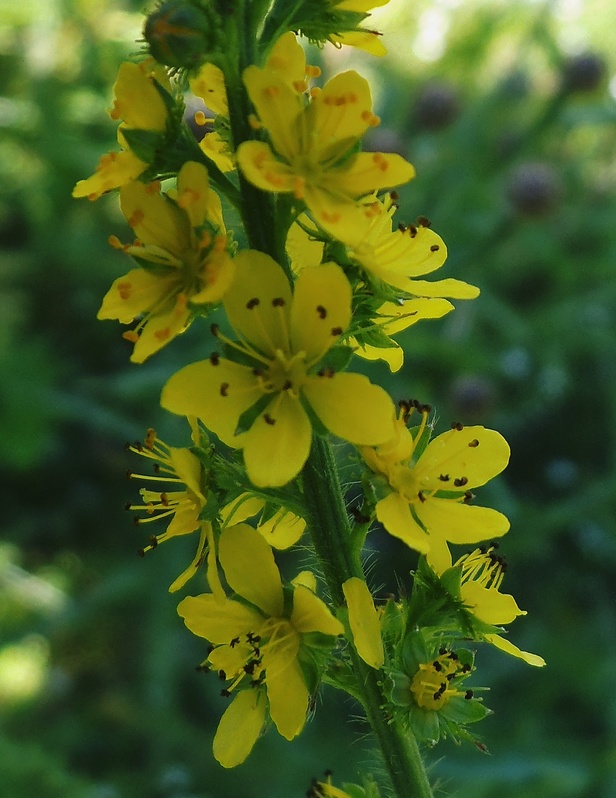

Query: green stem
left=303, top=437, right=434, bottom=798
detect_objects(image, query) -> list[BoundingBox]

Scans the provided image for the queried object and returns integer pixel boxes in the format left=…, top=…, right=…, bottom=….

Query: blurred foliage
left=1, top=0, right=615, bottom=796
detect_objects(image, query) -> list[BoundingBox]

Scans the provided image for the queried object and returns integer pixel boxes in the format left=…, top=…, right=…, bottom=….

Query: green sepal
left=321, top=658, right=367, bottom=708
left=120, top=128, right=165, bottom=165
left=234, top=393, right=273, bottom=436
left=314, top=344, right=355, bottom=374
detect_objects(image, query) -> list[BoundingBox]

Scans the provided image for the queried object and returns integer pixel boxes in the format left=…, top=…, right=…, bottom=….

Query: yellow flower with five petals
left=98, top=161, right=235, bottom=363
left=237, top=33, right=415, bottom=239
left=361, top=408, right=510, bottom=565
left=161, top=251, right=396, bottom=487
left=178, top=523, right=343, bottom=767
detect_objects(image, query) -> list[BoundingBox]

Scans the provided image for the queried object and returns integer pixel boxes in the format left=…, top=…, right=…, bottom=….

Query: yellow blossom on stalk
left=161, top=251, right=396, bottom=487
left=125, top=427, right=222, bottom=595
left=73, top=60, right=170, bottom=200
left=236, top=33, right=415, bottom=238
left=99, top=161, right=235, bottom=363
left=430, top=544, right=546, bottom=667
left=361, top=406, right=511, bottom=565
left=178, top=524, right=343, bottom=767
left=308, top=772, right=355, bottom=798
left=221, top=493, right=305, bottom=549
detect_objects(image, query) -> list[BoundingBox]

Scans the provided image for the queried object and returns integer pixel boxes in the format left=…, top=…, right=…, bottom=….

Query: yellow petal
left=236, top=140, right=297, bottom=194
left=190, top=250, right=236, bottom=305
left=223, top=250, right=292, bottom=356
left=484, top=634, right=546, bottom=667
left=190, top=62, right=228, bottom=116
left=353, top=339, right=404, bottom=372
left=161, top=359, right=258, bottom=447
left=258, top=508, right=306, bottom=549
left=292, top=571, right=317, bottom=592
left=199, top=131, right=235, bottom=172
left=265, top=32, right=307, bottom=89
left=243, top=394, right=312, bottom=487
left=213, top=690, right=267, bottom=767
left=112, top=61, right=168, bottom=131
left=168, top=523, right=208, bottom=593
left=290, top=262, right=351, bottom=363
left=169, top=447, right=205, bottom=503
left=221, top=493, right=265, bottom=525
left=303, top=372, right=395, bottom=445
left=375, top=493, right=430, bottom=553
left=243, top=66, right=303, bottom=163
left=291, top=585, right=344, bottom=636
left=342, top=577, right=384, bottom=669
left=120, top=180, right=190, bottom=257
left=403, top=278, right=480, bottom=299
left=330, top=30, right=387, bottom=56
left=176, top=161, right=210, bottom=228
left=177, top=594, right=262, bottom=643
left=218, top=523, right=284, bottom=618
left=416, top=426, right=511, bottom=491
left=377, top=298, right=454, bottom=335
left=72, top=149, right=146, bottom=200
left=266, top=658, right=308, bottom=740
left=326, top=152, right=416, bottom=197
left=286, top=216, right=324, bottom=273
left=416, top=499, right=510, bottom=545
left=307, top=70, right=373, bottom=164
left=129, top=299, right=190, bottom=363
left=461, top=582, right=526, bottom=626
left=97, top=268, right=175, bottom=324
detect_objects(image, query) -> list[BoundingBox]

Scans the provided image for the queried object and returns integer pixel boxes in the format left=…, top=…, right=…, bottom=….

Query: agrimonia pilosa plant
left=74, top=1, right=545, bottom=795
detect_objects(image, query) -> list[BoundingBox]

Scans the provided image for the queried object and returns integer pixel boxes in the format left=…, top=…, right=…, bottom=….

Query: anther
left=220, top=382, right=229, bottom=397
left=465, top=690, right=474, bottom=700
left=430, top=244, right=440, bottom=252
left=417, top=215, right=431, bottom=227
left=218, top=670, right=226, bottom=680
left=317, top=305, right=327, bottom=319
left=463, top=491, right=475, bottom=504
left=211, top=323, right=220, bottom=336
left=454, top=476, right=468, bottom=487
left=451, top=421, right=464, bottom=430
left=468, top=439, right=480, bottom=447
left=272, top=297, right=285, bottom=307
left=246, top=297, right=260, bottom=309
left=417, top=491, right=426, bottom=503
left=439, top=474, right=450, bottom=482
left=264, top=414, right=276, bottom=425
left=220, top=688, right=231, bottom=697
left=330, top=326, right=343, bottom=336
left=209, top=352, right=220, bottom=365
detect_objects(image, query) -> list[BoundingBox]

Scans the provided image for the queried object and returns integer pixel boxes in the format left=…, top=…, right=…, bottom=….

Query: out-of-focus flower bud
left=506, top=162, right=561, bottom=218
left=413, top=82, right=460, bottom=130
left=449, top=375, right=495, bottom=423
left=563, top=51, right=607, bottom=93
left=144, top=1, right=221, bottom=69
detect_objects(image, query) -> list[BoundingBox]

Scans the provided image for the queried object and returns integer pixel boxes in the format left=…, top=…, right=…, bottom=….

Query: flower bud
left=563, top=51, right=607, bottom=93
left=506, top=162, right=561, bottom=218
left=414, top=82, right=460, bottom=131
left=144, top=1, right=221, bottom=69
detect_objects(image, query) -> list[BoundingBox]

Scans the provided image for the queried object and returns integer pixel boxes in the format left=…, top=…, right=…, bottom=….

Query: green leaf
left=120, top=128, right=165, bottom=164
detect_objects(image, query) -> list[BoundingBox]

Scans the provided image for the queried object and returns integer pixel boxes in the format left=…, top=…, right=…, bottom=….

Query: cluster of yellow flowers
left=75, top=1, right=543, bottom=792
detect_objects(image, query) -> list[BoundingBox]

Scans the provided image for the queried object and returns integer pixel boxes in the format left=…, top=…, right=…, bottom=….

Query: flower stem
left=303, top=436, right=434, bottom=798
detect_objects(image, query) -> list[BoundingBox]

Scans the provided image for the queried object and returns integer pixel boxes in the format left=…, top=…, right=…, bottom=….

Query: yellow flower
left=125, top=427, right=222, bottom=595
left=236, top=34, right=415, bottom=238
left=161, top=251, right=396, bottom=487
left=308, top=772, right=355, bottom=798
left=221, top=492, right=305, bottom=549
left=430, top=544, right=546, bottom=667
left=361, top=407, right=511, bottom=563
left=342, top=577, right=384, bottom=669
left=98, top=161, right=235, bottom=363
left=178, top=524, right=343, bottom=767
left=73, top=60, right=170, bottom=200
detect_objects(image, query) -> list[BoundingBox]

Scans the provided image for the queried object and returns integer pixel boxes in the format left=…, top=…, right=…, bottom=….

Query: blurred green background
left=1, top=0, right=615, bottom=796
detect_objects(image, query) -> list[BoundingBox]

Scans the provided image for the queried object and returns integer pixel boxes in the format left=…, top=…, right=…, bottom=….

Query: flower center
left=410, top=651, right=470, bottom=710
left=257, top=349, right=308, bottom=398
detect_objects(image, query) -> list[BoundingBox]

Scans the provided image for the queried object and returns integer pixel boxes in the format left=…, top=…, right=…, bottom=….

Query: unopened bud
left=144, top=1, right=221, bottom=70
